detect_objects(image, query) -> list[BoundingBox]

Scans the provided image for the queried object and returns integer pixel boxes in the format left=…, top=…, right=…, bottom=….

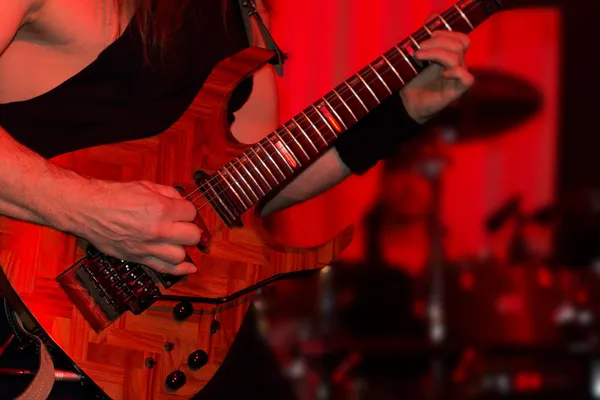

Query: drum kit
left=253, top=69, right=600, bottom=399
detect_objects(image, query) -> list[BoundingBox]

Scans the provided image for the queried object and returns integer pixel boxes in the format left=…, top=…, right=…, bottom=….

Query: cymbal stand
left=415, top=126, right=457, bottom=399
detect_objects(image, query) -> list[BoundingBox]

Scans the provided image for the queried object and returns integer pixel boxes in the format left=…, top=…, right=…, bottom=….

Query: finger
left=157, top=185, right=184, bottom=200
left=168, top=222, right=202, bottom=246
left=428, top=30, right=470, bottom=51
left=418, top=37, right=466, bottom=65
left=140, top=181, right=184, bottom=200
left=169, top=199, right=198, bottom=222
left=415, top=48, right=462, bottom=70
left=443, top=67, right=475, bottom=88
left=147, top=243, right=188, bottom=265
left=142, top=256, right=197, bottom=276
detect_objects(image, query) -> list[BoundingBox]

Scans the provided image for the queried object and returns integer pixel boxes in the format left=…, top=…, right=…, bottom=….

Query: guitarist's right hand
left=62, top=179, right=201, bottom=275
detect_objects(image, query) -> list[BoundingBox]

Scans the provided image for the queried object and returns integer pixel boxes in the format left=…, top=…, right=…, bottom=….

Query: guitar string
left=186, top=10, right=478, bottom=219
left=183, top=1, right=480, bottom=206
left=181, top=2, right=480, bottom=208
left=182, top=3, right=484, bottom=216
left=187, top=7, right=477, bottom=217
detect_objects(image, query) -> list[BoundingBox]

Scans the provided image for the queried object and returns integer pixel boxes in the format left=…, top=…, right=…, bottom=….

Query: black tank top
left=0, top=0, right=253, bottom=159
left=0, top=4, right=301, bottom=398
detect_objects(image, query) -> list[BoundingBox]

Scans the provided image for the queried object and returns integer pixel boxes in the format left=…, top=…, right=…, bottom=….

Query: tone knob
left=210, top=319, right=221, bottom=335
left=173, top=301, right=193, bottom=321
left=188, top=350, right=209, bottom=370
left=165, top=370, right=187, bottom=391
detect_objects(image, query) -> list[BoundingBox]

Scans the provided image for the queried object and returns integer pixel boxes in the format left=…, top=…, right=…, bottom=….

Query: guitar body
left=0, top=47, right=353, bottom=399
left=0, top=0, right=505, bottom=396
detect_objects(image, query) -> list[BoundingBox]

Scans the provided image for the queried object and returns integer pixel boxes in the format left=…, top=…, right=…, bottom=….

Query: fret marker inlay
left=273, top=139, right=298, bottom=169
left=201, top=0, right=502, bottom=229
left=319, top=103, right=343, bottom=133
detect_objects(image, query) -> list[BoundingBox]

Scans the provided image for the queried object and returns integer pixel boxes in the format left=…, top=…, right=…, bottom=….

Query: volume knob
left=173, top=301, right=193, bottom=321
left=165, top=370, right=187, bottom=391
left=188, top=350, right=209, bottom=370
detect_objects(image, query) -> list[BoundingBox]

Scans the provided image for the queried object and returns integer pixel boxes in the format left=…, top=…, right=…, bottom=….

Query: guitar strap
left=5, top=301, right=55, bottom=400
left=237, top=0, right=287, bottom=76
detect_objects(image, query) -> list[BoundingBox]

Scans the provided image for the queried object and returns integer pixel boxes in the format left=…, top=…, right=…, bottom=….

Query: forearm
left=0, top=126, right=84, bottom=228
left=259, top=147, right=351, bottom=217
left=260, top=94, right=424, bottom=217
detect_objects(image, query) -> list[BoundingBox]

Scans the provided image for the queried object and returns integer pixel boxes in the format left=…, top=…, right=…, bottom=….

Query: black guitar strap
left=237, top=0, right=287, bottom=76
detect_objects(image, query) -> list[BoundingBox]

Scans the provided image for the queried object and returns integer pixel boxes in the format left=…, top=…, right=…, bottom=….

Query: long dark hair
left=114, top=0, right=192, bottom=56
left=117, top=0, right=271, bottom=58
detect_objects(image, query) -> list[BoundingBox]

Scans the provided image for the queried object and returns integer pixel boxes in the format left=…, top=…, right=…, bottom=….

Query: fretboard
left=205, top=0, right=502, bottom=226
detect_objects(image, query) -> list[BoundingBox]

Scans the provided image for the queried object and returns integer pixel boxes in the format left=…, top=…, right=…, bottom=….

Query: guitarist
left=0, top=0, right=473, bottom=397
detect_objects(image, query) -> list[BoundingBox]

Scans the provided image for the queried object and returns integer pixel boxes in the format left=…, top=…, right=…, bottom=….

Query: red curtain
left=267, top=1, right=562, bottom=267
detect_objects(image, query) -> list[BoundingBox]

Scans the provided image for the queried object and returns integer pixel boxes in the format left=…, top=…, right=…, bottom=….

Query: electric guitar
left=0, top=0, right=503, bottom=398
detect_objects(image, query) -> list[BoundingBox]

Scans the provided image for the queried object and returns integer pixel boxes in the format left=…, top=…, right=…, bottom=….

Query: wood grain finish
left=0, top=47, right=353, bottom=399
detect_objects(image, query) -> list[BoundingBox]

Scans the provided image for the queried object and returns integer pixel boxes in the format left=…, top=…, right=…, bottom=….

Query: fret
left=199, top=0, right=501, bottom=227
left=453, top=1, right=501, bottom=34
left=356, top=73, right=380, bottom=104
left=438, top=14, right=452, bottom=31
left=301, top=111, right=328, bottom=145
left=211, top=0, right=503, bottom=226
left=454, top=4, right=474, bottom=30
left=312, top=104, right=339, bottom=137
left=218, top=170, right=250, bottom=209
left=395, top=46, right=418, bottom=75
left=204, top=180, right=238, bottom=225
left=332, top=89, right=358, bottom=122
left=368, top=64, right=392, bottom=95
left=250, top=147, right=279, bottom=185
left=241, top=152, right=270, bottom=193
left=408, top=35, right=421, bottom=50
left=258, top=141, right=287, bottom=178
left=291, top=117, right=319, bottom=153
left=282, top=124, right=310, bottom=161
left=224, top=167, right=254, bottom=206
left=274, top=131, right=302, bottom=168
left=237, top=154, right=266, bottom=196
left=343, top=81, right=369, bottom=112
left=403, top=36, right=426, bottom=70
left=265, top=136, right=295, bottom=173
left=321, top=98, right=347, bottom=131
left=382, top=54, right=404, bottom=85
left=230, top=161, right=260, bottom=201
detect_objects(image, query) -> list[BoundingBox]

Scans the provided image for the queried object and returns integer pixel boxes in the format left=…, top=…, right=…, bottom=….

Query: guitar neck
left=204, top=0, right=502, bottom=226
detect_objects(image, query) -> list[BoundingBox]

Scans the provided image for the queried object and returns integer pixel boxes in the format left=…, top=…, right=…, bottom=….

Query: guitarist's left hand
left=400, top=29, right=474, bottom=125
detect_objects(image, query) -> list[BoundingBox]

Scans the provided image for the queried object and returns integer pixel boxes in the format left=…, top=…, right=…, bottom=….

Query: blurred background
left=256, top=0, right=600, bottom=398
left=270, top=0, right=562, bottom=267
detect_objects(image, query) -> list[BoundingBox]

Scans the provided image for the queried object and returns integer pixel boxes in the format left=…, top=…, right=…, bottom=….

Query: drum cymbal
left=434, top=68, right=543, bottom=142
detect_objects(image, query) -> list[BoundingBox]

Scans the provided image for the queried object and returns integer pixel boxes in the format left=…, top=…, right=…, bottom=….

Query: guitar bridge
left=57, top=246, right=183, bottom=332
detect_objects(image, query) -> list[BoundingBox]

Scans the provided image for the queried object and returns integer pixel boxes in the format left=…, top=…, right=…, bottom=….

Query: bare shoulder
left=0, top=0, right=45, bottom=50
left=1, top=0, right=45, bottom=25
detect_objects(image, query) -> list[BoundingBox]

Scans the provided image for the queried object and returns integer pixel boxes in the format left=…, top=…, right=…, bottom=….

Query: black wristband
left=333, top=93, right=424, bottom=175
